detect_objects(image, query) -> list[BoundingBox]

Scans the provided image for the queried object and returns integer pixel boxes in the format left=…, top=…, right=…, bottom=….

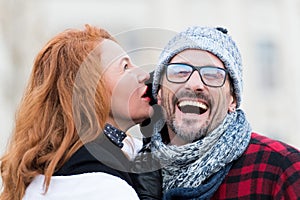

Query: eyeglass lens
left=166, top=63, right=227, bottom=87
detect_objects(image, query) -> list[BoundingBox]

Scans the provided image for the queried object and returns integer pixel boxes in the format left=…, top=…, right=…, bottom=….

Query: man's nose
left=184, top=71, right=205, bottom=91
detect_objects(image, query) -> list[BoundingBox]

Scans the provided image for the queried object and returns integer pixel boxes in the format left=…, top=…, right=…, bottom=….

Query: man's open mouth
left=177, top=100, right=208, bottom=115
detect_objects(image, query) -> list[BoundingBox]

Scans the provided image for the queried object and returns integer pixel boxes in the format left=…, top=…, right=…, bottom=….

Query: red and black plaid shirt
left=212, top=132, right=300, bottom=199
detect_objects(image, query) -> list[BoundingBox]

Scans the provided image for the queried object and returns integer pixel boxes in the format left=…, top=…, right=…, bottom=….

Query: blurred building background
left=1, top=0, right=300, bottom=182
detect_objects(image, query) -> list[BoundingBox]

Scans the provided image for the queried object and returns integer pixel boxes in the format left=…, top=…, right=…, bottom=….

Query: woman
left=0, top=24, right=153, bottom=200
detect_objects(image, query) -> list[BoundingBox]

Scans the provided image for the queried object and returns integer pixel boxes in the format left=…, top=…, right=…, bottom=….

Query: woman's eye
left=124, top=64, right=129, bottom=71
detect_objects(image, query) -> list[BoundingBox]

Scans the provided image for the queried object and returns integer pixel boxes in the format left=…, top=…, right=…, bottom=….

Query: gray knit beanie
left=152, top=26, right=243, bottom=108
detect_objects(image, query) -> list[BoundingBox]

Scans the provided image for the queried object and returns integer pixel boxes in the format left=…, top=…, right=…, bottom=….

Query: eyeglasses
left=165, top=63, right=228, bottom=88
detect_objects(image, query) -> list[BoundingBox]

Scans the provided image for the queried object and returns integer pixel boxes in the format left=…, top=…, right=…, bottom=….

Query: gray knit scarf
left=151, top=109, right=251, bottom=191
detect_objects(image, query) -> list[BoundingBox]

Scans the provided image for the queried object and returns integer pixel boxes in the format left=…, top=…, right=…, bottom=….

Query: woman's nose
left=135, top=65, right=150, bottom=83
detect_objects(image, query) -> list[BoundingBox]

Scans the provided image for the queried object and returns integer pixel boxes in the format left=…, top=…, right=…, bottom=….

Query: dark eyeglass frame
left=165, top=63, right=229, bottom=88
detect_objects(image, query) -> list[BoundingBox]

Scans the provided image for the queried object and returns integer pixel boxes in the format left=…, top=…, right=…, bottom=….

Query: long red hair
left=0, top=24, right=115, bottom=200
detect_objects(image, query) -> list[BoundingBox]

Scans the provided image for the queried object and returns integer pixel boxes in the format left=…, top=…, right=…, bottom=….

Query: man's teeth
left=177, top=100, right=208, bottom=115
left=178, top=101, right=208, bottom=110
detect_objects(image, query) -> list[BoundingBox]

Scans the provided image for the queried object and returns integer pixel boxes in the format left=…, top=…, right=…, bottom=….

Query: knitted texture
left=151, top=109, right=251, bottom=191
left=153, top=26, right=243, bottom=107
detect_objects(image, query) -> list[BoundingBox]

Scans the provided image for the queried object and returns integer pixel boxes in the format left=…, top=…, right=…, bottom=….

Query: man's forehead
left=169, top=49, right=224, bottom=68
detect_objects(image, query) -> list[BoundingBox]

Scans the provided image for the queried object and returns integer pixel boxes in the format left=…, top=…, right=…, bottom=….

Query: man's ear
left=228, top=95, right=237, bottom=113
left=157, top=89, right=162, bottom=105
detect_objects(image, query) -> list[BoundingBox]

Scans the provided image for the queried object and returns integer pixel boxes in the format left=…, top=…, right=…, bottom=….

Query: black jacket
left=130, top=142, right=163, bottom=200
left=55, top=132, right=163, bottom=199
left=54, top=134, right=134, bottom=186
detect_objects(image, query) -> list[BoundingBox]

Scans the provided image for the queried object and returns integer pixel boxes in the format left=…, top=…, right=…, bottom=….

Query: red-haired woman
left=0, top=24, right=153, bottom=200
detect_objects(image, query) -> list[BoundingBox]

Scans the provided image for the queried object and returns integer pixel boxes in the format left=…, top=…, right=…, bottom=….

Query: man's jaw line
left=163, top=98, right=210, bottom=145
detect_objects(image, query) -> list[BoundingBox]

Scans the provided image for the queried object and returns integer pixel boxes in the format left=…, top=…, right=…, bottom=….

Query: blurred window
left=255, top=39, right=278, bottom=90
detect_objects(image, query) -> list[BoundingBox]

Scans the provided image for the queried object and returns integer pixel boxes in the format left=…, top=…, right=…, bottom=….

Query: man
left=146, top=26, right=300, bottom=199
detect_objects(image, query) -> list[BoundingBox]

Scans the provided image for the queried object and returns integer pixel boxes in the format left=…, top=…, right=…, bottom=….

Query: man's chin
left=175, top=118, right=207, bottom=131
left=171, top=121, right=207, bottom=142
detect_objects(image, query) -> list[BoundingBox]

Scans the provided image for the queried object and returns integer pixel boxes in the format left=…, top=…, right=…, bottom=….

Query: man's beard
left=162, top=90, right=212, bottom=143
left=166, top=114, right=210, bottom=143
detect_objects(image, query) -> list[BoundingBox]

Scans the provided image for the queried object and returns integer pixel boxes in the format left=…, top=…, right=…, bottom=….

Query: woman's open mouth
left=141, top=86, right=152, bottom=102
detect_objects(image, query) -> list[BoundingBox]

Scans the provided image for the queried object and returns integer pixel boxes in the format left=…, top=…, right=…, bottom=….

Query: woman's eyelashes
left=123, top=63, right=129, bottom=71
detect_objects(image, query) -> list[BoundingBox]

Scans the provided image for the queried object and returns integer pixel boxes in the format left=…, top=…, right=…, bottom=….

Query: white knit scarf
left=151, top=109, right=251, bottom=191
